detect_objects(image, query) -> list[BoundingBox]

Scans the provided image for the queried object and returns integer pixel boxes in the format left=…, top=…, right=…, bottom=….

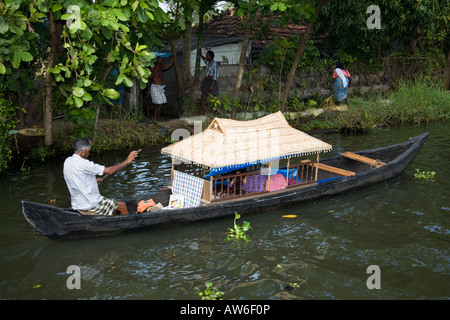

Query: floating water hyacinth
left=194, top=282, right=224, bottom=300
left=414, top=169, right=436, bottom=180
left=225, top=212, right=252, bottom=242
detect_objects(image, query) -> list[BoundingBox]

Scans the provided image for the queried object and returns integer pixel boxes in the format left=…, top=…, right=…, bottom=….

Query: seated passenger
left=269, top=173, right=286, bottom=192
left=242, top=173, right=266, bottom=193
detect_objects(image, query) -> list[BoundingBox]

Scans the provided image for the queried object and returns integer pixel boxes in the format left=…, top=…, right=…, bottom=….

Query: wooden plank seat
left=77, top=210, right=98, bottom=215
left=341, top=152, right=386, bottom=168
left=316, top=163, right=355, bottom=176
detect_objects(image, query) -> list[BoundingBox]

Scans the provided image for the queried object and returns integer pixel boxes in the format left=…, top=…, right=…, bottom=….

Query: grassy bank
left=294, top=79, right=450, bottom=132
left=53, top=119, right=168, bottom=154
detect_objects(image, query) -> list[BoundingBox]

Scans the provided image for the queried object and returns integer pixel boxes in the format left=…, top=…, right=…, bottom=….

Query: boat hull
left=22, top=133, right=429, bottom=239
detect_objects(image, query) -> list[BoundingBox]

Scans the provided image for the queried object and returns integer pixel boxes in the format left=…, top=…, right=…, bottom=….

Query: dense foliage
left=0, top=0, right=172, bottom=141
left=0, top=94, right=18, bottom=173
left=317, top=0, right=450, bottom=61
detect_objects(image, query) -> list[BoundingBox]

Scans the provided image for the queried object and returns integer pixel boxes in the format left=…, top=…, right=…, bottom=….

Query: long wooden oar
left=101, top=148, right=142, bottom=181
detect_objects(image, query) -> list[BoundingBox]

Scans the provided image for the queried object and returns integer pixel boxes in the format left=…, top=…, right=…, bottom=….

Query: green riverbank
left=7, top=79, right=450, bottom=171
left=292, top=79, right=450, bottom=132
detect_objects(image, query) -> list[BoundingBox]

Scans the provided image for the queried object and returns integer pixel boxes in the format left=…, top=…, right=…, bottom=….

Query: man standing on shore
left=147, top=55, right=174, bottom=121
left=200, top=50, right=219, bottom=115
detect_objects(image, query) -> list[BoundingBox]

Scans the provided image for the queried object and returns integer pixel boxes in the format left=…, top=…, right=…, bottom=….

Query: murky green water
left=0, top=121, right=448, bottom=300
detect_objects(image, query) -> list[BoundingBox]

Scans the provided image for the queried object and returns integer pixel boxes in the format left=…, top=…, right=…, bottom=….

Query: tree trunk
left=93, top=65, right=114, bottom=143
left=192, top=9, right=205, bottom=115
left=195, top=9, right=205, bottom=77
left=410, top=26, right=421, bottom=54
left=232, top=8, right=251, bottom=119
left=183, top=20, right=192, bottom=89
left=43, top=10, right=58, bottom=147
left=170, top=38, right=185, bottom=98
left=280, top=0, right=328, bottom=112
left=443, top=50, right=450, bottom=91
left=182, top=18, right=196, bottom=115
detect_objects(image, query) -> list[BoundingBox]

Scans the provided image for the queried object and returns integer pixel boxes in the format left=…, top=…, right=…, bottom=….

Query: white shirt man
left=64, top=153, right=105, bottom=211
left=63, top=138, right=138, bottom=215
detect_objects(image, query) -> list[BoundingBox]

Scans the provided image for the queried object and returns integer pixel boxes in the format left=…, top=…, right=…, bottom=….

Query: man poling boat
left=63, top=138, right=140, bottom=216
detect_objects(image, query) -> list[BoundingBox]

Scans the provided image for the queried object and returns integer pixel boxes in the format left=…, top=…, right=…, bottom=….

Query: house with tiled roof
left=191, top=9, right=326, bottom=66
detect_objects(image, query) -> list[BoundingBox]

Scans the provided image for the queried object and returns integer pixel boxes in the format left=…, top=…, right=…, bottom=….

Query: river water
left=0, top=121, right=449, bottom=300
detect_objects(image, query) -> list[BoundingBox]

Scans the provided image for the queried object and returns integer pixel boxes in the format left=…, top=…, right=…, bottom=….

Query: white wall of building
left=189, top=41, right=250, bottom=75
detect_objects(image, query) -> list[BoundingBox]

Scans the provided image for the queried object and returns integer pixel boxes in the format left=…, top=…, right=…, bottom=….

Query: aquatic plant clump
left=414, top=169, right=436, bottom=180
left=225, top=212, right=252, bottom=242
left=194, top=282, right=224, bottom=300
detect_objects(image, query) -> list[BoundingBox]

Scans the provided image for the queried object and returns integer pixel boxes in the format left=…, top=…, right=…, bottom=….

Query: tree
left=165, top=0, right=220, bottom=115
left=318, top=0, right=449, bottom=90
left=231, top=0, right=253, bottom=119
left=279, top=0, right=331, bottom=111
left=51, top=1, right=168, bottom=140
left=0, top=0, right=41, bottom=130
left=225, top=0, right=332, bottom=114
left=317, top=0, right=450, bottom=60
left=231, top=0, right=297, bottom=118
left=43, top=8, right=63, bottom=146
left=1, top=0, right=170, bottom=146
left=0, top=93, right=18, bottom=174
left=444, top=50, right=450, bottom=90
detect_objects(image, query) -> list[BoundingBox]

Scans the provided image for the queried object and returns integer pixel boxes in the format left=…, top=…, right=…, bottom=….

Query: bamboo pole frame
left=266, top=162, right=272, bottom=191
left=170, top=158, right=175, bottom=187
left=315, top=153, right=320, bottom=181
left=286, top=158, right=290, bottom=187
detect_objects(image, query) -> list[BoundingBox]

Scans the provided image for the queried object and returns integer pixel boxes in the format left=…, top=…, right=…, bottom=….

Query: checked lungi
left=151, top=84, right=167, bottom=105
left=333, top=77, right=348, bottom=102
left=91, top=197, right=118, bottom=215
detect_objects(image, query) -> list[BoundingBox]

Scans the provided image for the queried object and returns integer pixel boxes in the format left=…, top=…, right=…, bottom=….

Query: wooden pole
left=266, top=162, right=272, bottom=191
left=286, top=158, right=290, bottom=187
left=210, top=176, right=214, bottom=200
left=315, top=153, right=320, bottom=181
left=170, top=158, right=175, bottom=187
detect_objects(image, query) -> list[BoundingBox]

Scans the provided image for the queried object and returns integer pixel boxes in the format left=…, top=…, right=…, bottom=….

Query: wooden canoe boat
left=22, top=132, right=428, bottom=239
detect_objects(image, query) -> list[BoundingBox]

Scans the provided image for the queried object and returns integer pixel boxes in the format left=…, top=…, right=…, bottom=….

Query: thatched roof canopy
left=161, top=111, right=332, bottom=174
